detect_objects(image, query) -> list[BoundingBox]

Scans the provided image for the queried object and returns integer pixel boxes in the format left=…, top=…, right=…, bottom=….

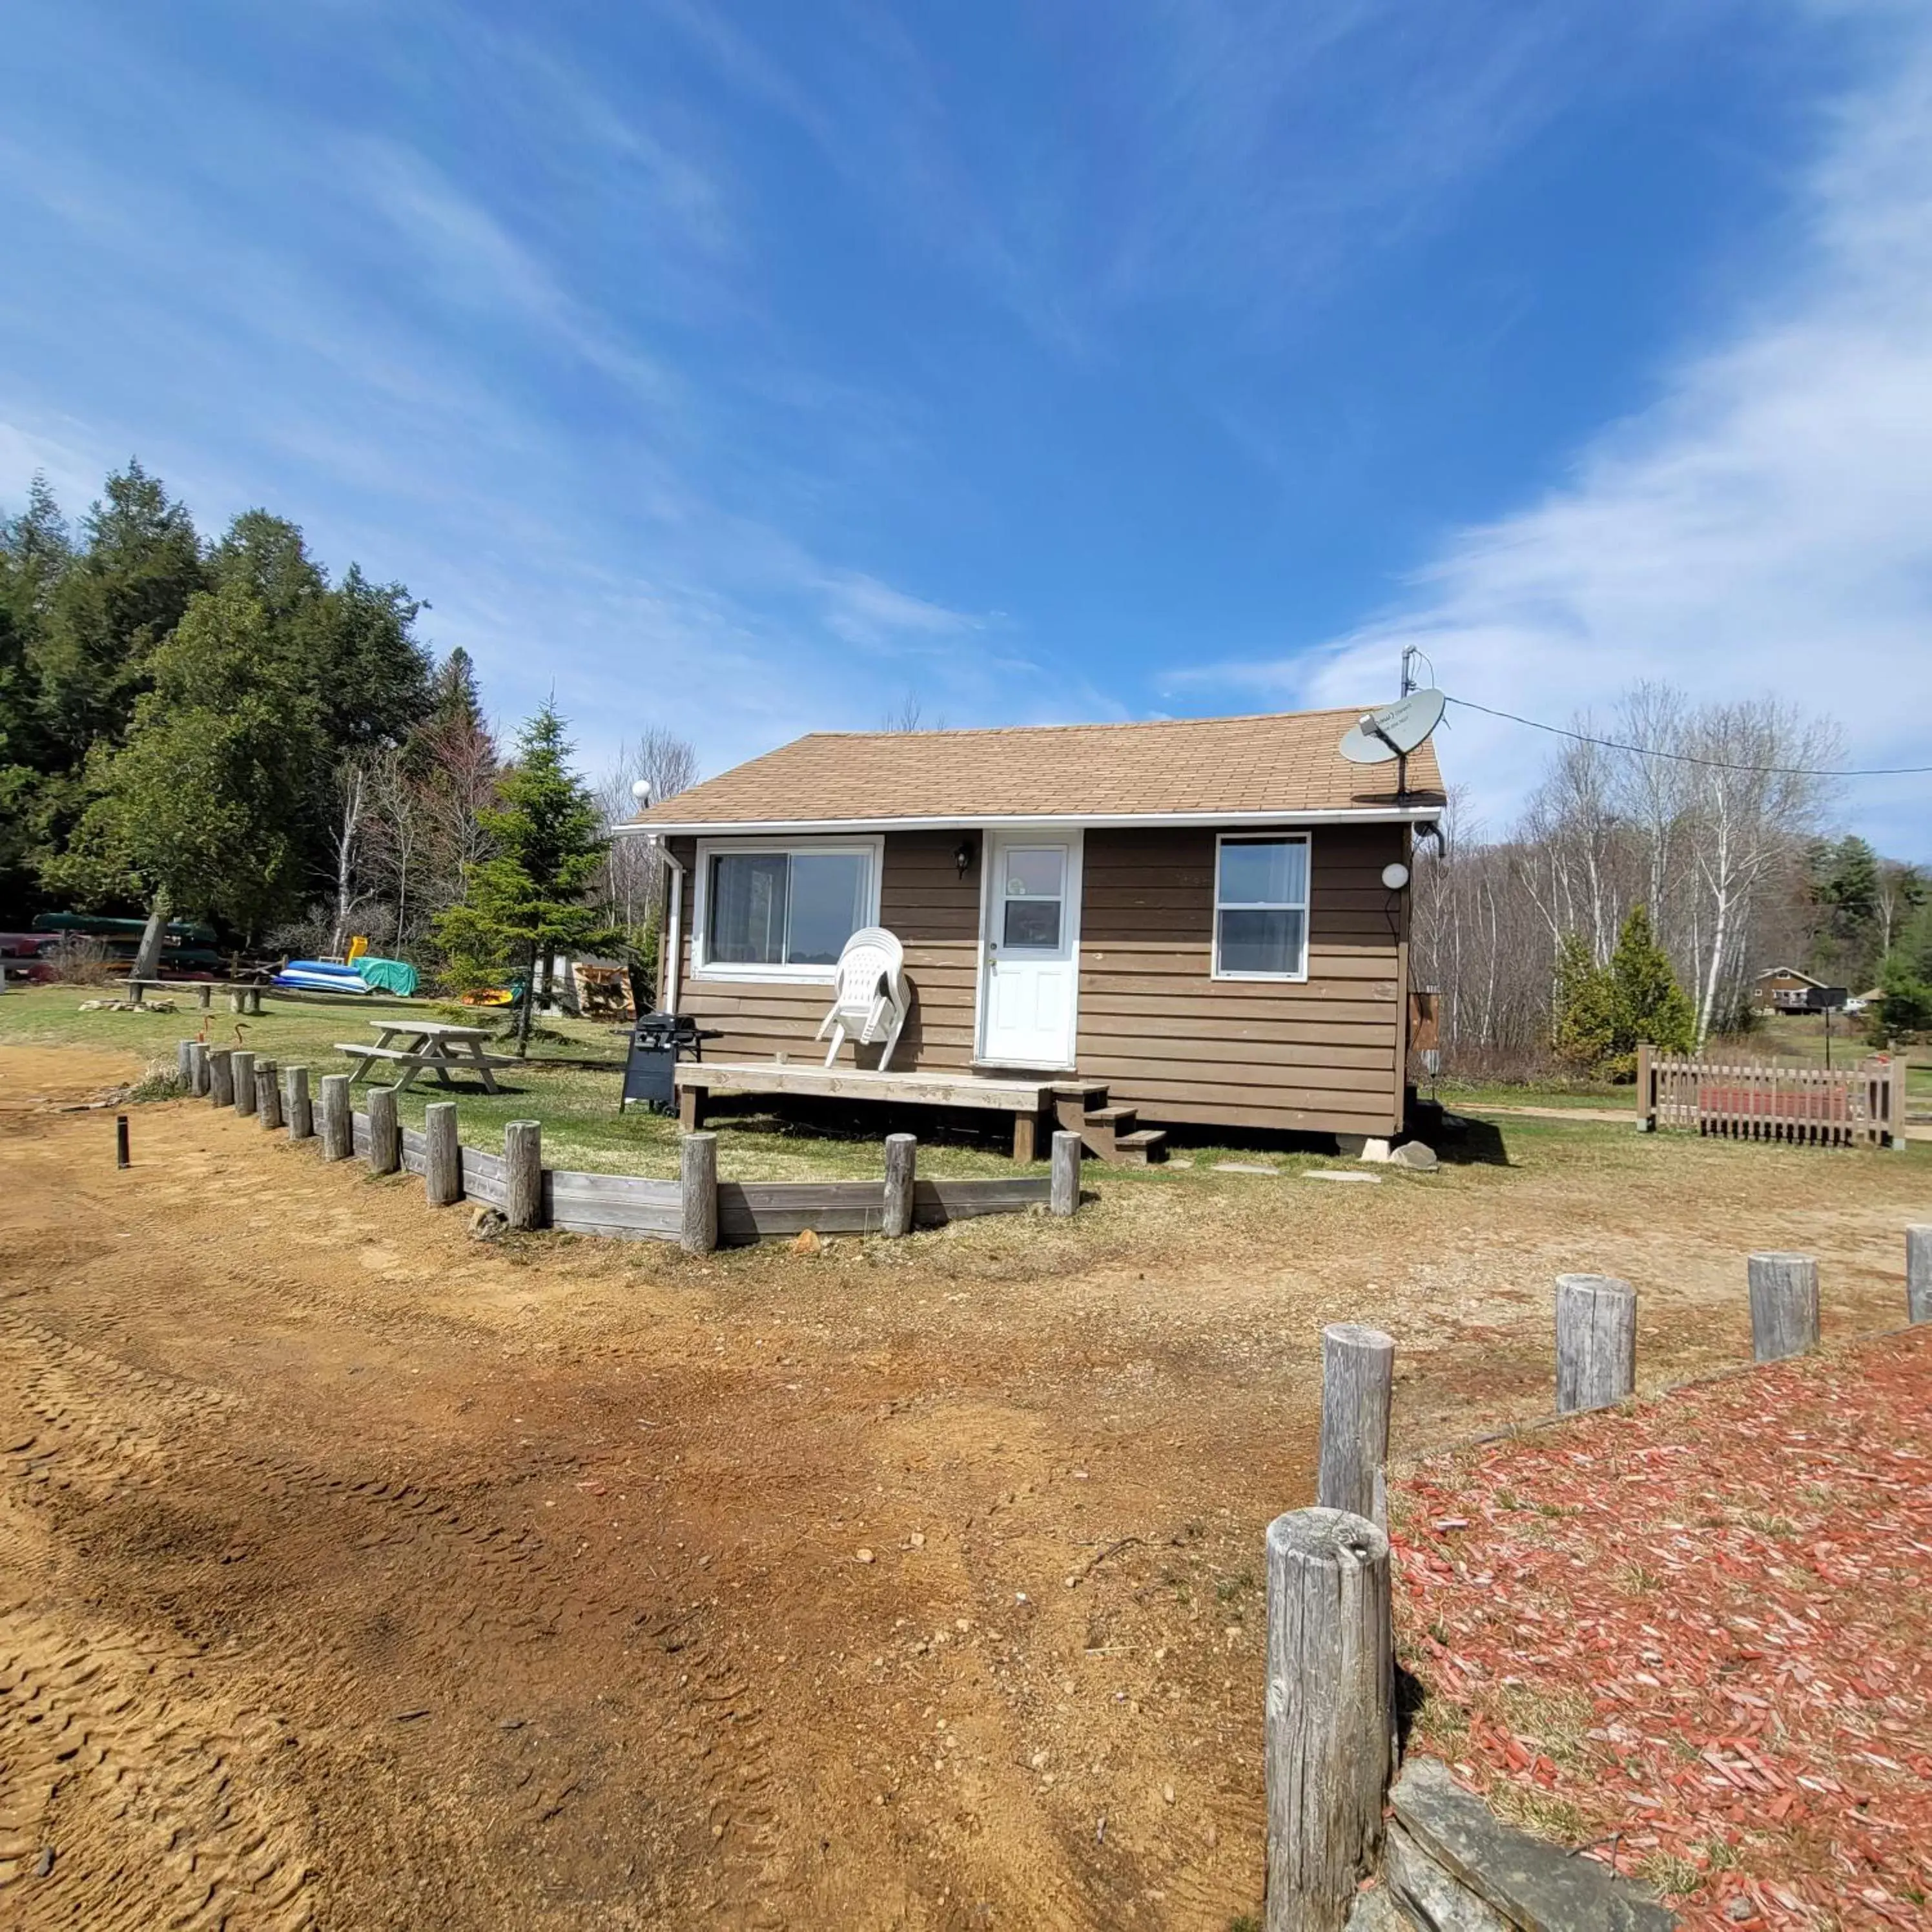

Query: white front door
left=978, top=831, right=1082, bottom=1069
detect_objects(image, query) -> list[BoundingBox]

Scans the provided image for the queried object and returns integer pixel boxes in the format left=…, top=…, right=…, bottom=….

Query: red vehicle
left=0, top=932, right=61, bottom=986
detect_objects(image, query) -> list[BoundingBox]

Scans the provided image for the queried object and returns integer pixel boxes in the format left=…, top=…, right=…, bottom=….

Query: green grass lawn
left=1435, top=1080, right=1632, bottom=1114
left=0, top=982, right=1383, bottom=1183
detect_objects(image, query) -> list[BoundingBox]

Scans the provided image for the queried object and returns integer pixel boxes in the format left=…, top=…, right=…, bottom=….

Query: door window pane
left=786, top=852, right=868, bottom=965
left=1003, top=898, right=1062, bottom=949
left=1217, top=908, right=1305, bottom=976
left=1003, top=848, right=1064, bottom=899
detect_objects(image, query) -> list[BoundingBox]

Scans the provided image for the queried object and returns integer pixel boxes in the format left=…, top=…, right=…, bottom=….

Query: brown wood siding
left=1075, top=825, right=1406, bottom=1136
left=668, top=832, right=981, bottom=1071
left=668, top=823, right=1410, bottom=1136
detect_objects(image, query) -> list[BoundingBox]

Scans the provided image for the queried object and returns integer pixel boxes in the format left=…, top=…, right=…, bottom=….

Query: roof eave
left=617, top=803, right=1445, bottom=838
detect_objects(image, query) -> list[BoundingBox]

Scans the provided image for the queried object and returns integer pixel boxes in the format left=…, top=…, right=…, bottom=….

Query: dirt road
left=2, top=1044, right=1924, bottom=1929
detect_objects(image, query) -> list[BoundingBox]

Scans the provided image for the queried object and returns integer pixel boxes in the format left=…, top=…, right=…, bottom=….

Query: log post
left=1049, top=1129, right=1081, bottom=1217
left=366, top=1085, right=400, bottom=1176
left=423, top=1102, right=461, bottom=1206
left=1909, top=1226, right=1932, bottom=1325
left=284, top=1065, right=313, bottom=1140
left=196, top=983, right=212, bottom=1011
left=1316, top=1324, right=1394, bottom=1525
left=231, top=1049, right=257, bottom=1116
left=228, top=987, right=245, bottom=1014
left=1264, top=1507, right=1394, bottom=1932
left=1554, top=1273, right=1637, bottom=1413
left=504, top=1121, right=542, bottom=1231
left=189, top=1040, right=211, bottom=1096
left=882, top=1133, right=916, bottom=1237
left=176, top=1039, right=196, bottom=1087
left=1748, top=1251, right=1819, bottom=1362
left=318, top=1074, right=352, bottom=1161
left=1636, top=1042, right=1656, bottom=1132
left=254, top=1058, right=282, bottom=1131
left=208, top=1047, right=234, bottom=1107
left=681, top=1131, right=718, bottom=1254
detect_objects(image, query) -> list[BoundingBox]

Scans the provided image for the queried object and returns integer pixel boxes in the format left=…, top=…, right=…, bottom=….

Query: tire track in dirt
left=0, top=1592, right=315, bottom=1931
left=0, top=1305, right=798, bottom=1928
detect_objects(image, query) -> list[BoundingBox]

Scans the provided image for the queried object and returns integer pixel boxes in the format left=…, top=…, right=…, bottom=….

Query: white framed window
left=691, top=837, right=883, bottom=981
left=1213, top=833, right=1310, bottom=980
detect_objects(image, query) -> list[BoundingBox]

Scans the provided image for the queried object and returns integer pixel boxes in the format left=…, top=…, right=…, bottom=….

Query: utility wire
left=1442, top=694, right=1932, bottom=778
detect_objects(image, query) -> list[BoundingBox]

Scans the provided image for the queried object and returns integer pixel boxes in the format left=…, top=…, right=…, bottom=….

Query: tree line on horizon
left=0, top=463, right=695, bottom=1001
left=1412, top=684, right=1930, bottom=1074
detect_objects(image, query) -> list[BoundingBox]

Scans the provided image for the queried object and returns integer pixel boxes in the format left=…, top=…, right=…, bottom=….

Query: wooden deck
left=673, top=1060, right=1110, bottom=1160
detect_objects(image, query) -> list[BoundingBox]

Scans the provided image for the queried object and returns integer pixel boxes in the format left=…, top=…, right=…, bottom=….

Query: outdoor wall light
left=1381, top=861, right=1411, bottom=890
left=954, top=837, right=976, bottom=879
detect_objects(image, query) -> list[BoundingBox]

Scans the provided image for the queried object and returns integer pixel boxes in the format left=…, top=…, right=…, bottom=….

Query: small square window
left=1214, top=836, right=1310, bottom=979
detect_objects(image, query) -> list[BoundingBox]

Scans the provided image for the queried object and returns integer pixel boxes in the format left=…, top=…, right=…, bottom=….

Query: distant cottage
left=1752, top=966, right=1826, bottom=1015
left=620, top=706, right=1444, bottom=1161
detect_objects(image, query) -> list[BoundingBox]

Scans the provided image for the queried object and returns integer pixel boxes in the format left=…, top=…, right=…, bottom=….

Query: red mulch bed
left=1392, top=1327, right=1932, bottom=1929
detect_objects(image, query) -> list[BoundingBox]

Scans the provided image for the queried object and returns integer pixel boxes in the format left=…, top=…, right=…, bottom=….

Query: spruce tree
left=1608, top=905, right=1698, bottom=1064
left=433, top=702, right=613, bottom=1052
left=1552, top=932, right=1616, bottom=1072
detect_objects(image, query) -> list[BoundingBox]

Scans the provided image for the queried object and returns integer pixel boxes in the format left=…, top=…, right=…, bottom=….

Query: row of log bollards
left=179, top=1038, right=546, bottom=1229
left=1262, top=1229, right=1932, bottom=1931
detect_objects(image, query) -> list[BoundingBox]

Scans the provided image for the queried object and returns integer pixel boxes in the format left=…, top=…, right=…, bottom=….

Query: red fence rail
left=1637, top=1043, right=1904, bottom=1149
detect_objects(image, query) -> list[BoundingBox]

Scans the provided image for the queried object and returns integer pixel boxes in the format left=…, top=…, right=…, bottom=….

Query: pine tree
left=432, top=702, right=612, bottom=1052
left=1552, top=932, right=1616, bottom=1071
left=1608, top=904, right=1697, bottom=1067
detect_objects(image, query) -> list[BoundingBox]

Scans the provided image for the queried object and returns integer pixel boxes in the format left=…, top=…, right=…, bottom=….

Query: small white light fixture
left=1381, top=861, right=1411, bottom=891
left=631, top=778, right=653, bottom=807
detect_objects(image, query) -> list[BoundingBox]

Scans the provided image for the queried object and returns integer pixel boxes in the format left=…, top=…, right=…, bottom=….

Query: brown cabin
left=621, top=706, right=1444, bottom=1161
left=1753, top=967, right=1825, bottom=1015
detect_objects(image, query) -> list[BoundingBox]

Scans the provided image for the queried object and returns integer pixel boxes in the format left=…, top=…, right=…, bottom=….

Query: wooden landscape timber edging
left=185, top=1049, right=1071, bottom=1246
left=1271, top=1223, right=1932, bottom=1930
left=1636, top=1040, right=1905, bottom=1149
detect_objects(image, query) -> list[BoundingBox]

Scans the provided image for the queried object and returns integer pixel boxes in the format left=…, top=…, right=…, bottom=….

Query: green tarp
left=355, top=956, right=419, bottom=997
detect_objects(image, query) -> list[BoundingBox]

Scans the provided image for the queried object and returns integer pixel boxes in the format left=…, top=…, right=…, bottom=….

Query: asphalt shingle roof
left=630, top=706, right=1445, bottom=828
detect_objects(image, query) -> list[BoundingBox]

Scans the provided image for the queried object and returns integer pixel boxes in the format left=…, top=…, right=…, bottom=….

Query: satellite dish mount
left=1336, top=653, right=1446, bottom=799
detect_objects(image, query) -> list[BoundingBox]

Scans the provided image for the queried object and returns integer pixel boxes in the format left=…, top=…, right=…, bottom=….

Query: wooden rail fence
left=1636, top=1042, right=1904, bottom=1149
left=192, top=1044, right=1080, bottom=1250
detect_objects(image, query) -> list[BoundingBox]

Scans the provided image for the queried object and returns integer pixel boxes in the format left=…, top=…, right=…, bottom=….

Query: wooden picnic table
left=338, top=1020, right=514, bottom=1096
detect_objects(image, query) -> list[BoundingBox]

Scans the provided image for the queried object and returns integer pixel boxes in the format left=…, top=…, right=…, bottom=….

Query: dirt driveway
left=2, top=1044, right=1926, bottom=1929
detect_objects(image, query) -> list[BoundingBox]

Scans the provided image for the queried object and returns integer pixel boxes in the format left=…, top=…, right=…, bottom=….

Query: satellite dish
left=1338, top=688, right=1446, bottom=765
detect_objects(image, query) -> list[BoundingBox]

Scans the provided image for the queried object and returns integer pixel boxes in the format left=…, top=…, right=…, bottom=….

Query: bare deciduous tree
left=1413, top=684, right=1845, bottom=1073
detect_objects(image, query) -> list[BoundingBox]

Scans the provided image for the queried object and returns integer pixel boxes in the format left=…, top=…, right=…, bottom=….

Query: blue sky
left=3, top=1, right=1928, bottom=852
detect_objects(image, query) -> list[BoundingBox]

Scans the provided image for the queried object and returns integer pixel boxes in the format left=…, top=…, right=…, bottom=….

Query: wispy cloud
left=1180, top=8, right=1932, bottom=854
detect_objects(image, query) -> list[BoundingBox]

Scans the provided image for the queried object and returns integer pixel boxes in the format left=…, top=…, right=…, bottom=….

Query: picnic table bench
left=338, top=1020, right=517, bottom=1095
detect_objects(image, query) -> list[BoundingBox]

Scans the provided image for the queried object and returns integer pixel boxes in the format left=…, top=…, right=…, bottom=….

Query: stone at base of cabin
left=1391, top=1141, right=1440, bottom=1171
left=1305, top=1169, right=1383, bottom=1184
left=1337, top=1135, right=1393, bottom=1164
left=1387, top=1758, right=1676, bottom=1931
left=468, top=1206, right=508, bottom=1241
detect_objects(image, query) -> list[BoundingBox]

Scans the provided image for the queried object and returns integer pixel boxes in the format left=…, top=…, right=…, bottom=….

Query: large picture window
left=1213, top=834, right=1310, bottom=980
left=696, top=840, right=879, bottom=976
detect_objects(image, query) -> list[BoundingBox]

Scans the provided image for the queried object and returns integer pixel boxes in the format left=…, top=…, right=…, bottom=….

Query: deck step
left=1111, top=1127, right=1169, bottom=1166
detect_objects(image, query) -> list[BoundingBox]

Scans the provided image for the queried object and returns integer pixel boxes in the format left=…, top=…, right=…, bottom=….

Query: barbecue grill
left=619, top=1012, right=722, bottom=1114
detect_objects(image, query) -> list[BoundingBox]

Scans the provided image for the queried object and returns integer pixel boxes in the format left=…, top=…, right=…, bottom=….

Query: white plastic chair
left=816, top=927, right=910, bottom=1070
